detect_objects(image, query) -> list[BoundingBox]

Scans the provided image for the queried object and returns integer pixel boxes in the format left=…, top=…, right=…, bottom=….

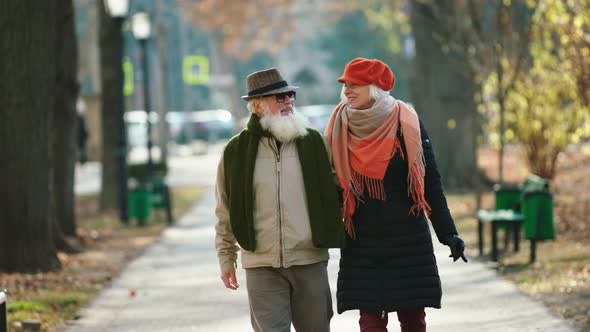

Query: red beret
left=337, top=58, right=395, bottom=91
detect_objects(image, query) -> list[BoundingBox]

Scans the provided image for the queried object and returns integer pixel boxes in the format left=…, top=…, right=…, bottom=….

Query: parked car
left=124, top=109, right=238, bottom=156
left=297, top=104, right=335, bottom=133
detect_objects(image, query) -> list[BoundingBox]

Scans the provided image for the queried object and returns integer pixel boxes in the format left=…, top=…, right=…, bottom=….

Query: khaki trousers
left=245, top=261, right=333, bottom=332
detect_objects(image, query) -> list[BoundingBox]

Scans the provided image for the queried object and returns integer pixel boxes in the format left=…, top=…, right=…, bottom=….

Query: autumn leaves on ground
left=1, top=145, right=589, bottom=332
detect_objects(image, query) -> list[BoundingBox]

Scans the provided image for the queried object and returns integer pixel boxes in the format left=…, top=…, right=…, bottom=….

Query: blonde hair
left=340, top=84, right=389, bottom=105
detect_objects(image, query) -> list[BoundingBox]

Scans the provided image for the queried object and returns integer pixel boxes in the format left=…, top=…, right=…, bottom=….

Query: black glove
left=445, top=234, right=468, bottom=262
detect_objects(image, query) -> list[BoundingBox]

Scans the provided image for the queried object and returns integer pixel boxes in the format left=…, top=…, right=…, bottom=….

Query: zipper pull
left=381, top=311, right=386, bottom=319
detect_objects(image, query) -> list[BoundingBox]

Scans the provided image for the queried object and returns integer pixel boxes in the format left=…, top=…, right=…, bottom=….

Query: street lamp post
left=104, top=0, right=129, bottom=224
left=131, top=11, right=153, bottom=170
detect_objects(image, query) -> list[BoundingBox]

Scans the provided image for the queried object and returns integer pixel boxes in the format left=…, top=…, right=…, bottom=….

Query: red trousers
left=359, top=308, right=426, bottom=332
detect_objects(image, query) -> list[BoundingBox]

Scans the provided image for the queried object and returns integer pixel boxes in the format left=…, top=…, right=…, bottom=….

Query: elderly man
left=215, top=67, right=345, bottom=331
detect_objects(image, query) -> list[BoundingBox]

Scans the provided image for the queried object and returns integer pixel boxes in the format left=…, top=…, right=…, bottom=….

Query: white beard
left=260, top=107, right=309, bottom=142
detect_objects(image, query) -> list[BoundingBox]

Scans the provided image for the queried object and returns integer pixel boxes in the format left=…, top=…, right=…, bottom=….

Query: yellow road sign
left=183, top=55, right=209, bottom=85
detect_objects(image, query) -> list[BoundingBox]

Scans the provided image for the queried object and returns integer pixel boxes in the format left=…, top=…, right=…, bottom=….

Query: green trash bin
left=522, top=191, right=555, bottom=240
left=129, top=185, right=152, bottom=225
left=494, top=184, right=521, bottom=210
left=522, top=174, right=549, bottom=193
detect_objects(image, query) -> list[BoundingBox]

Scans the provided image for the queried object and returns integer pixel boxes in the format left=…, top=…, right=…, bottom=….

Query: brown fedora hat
left=241, top=67, right=298, bottom=101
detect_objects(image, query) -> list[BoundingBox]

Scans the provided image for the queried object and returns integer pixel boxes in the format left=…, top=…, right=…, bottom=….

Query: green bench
left=150, top=176, right=173, bottom=225
left=477, top=175, right=555, bottom=262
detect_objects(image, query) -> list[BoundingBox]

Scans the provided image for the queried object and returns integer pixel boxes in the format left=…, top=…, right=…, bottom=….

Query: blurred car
left=125, top=109, right=236, bottom=156
left=190, top=109, right=235, bottom=142
left=297, top=104, right=335, bottom=133
left=165, top=111, right=198, bottom=147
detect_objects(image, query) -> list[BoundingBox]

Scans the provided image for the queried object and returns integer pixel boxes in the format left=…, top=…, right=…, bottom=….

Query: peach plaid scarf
left=325, top=97, right=431, bottom=237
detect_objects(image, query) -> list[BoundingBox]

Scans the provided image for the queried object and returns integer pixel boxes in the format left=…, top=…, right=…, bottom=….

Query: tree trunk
left=54, top=0, right=79, bottom=237
left=99, top=2, right=124, bottom=211
left=0, top=0, right=61, bottom=272
left=410, top=1, right=481, bottom=190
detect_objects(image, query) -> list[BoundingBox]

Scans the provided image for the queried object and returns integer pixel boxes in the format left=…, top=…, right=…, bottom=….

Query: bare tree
left=466, top=1, right=532, bottom=183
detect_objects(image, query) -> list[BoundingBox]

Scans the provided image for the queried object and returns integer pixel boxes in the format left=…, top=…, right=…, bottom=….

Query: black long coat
left=336, top=121, right=458, bottom=314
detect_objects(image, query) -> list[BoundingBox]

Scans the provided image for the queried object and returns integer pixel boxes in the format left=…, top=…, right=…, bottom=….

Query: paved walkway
left=63, top=188, right=580, bottom=332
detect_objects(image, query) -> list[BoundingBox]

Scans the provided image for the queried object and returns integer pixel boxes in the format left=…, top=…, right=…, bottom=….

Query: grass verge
left=1, top=185, right=208, bottom=332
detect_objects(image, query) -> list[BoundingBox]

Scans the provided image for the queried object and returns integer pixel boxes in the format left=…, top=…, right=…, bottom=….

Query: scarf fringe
left=342, top=188, right=356, bottom=239
left=408, top=152, right=432, bottom=217
left=351, top=168, right=385, bottom=201
left=343, top=147, right=432, bottom=238
left=343, top=169, right=387, bottom=238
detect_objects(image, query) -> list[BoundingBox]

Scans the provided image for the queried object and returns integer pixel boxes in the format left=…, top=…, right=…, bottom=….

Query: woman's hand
left=446, top=234, right=468, bottom=262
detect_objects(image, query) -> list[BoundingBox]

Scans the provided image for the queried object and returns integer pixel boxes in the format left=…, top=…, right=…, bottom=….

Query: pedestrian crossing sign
left=183, top=55, right=209, bottom=85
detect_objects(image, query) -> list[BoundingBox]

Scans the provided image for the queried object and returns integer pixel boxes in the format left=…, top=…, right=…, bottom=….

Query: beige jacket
left=215, top=136, right=331, bottom=272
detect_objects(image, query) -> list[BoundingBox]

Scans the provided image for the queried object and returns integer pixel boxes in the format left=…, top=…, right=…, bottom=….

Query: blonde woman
left=325, top=58, right=467, bottom=332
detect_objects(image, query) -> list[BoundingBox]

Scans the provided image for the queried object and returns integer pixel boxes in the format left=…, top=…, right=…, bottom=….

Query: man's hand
left=446, top=234, right=468, bottom=263
left=221, top=268, right=239, bottom=290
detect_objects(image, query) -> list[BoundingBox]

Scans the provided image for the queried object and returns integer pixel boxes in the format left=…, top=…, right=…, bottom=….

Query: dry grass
left=1, top=185, right=208, bottom=332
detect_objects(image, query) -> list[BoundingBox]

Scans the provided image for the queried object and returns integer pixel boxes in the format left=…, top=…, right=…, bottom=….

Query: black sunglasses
left=274, top=91, right=296, bottom=103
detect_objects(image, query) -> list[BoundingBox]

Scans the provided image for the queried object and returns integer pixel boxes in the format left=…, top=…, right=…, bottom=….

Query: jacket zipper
left=271, top=138, right=285, bottom=267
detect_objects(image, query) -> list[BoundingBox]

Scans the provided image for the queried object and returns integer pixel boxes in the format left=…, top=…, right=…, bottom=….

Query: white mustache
left=260, top=110, right=308, bottom=142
